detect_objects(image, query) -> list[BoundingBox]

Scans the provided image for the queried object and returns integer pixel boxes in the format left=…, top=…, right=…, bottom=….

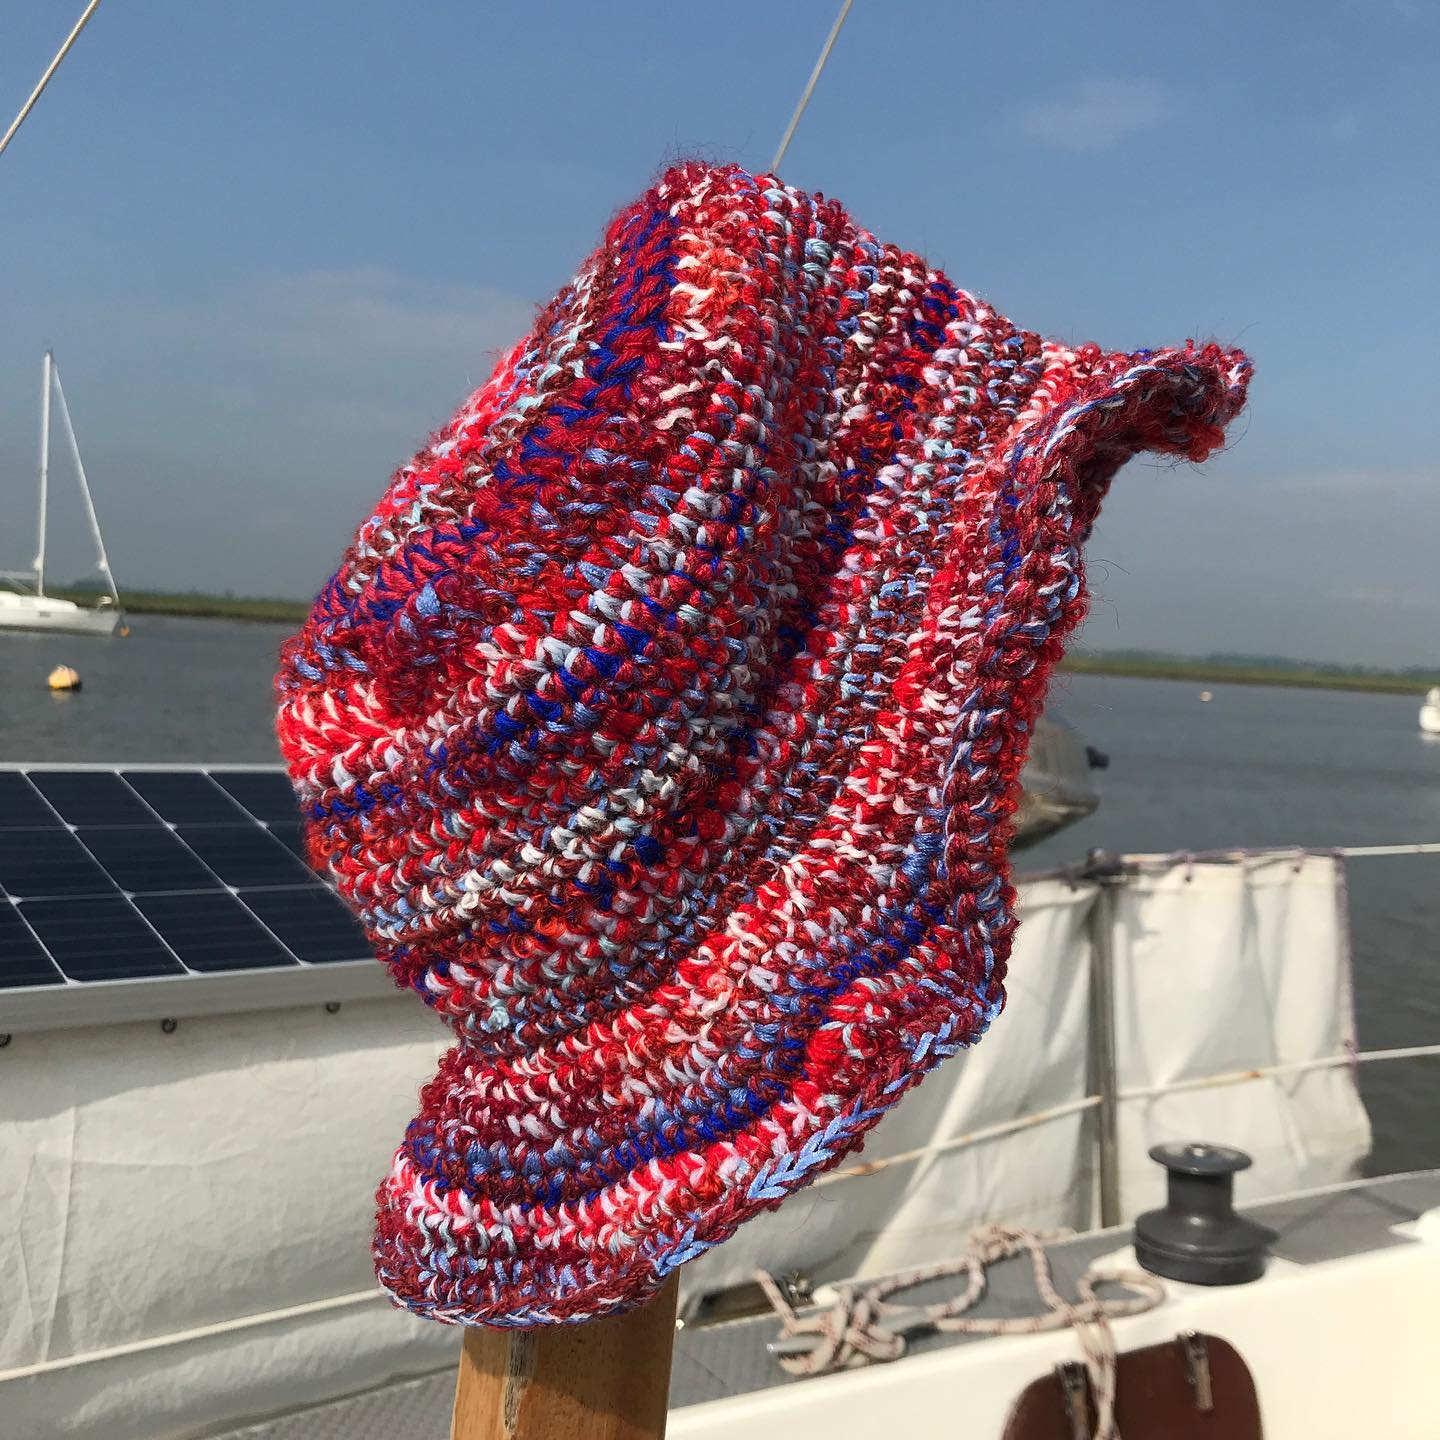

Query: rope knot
left=758, top=1224, right=1166, bottom=1440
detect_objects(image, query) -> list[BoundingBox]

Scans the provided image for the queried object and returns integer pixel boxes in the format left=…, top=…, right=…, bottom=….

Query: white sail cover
left=681, top=849, right=1372, bottom=1296
left=0, top=850, right=1371, bottom=1437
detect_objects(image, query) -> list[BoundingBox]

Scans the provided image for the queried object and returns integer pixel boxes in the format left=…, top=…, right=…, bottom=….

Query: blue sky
left=2, top=0, right=1436, bottom=665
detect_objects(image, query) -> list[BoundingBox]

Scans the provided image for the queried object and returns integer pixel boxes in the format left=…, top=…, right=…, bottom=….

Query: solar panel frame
left=0, top=763, right=392, bottom=1034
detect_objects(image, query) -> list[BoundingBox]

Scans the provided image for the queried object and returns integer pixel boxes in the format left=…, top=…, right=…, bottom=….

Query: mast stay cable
left=50, top=358, right=122, bottom=605
left=771, top=0, right=854, bottom=174
left=0, top=0, right=106, bottom=162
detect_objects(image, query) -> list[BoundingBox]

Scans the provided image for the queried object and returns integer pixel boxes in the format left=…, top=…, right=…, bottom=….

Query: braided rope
left=757, top=1225, right=1166, bottom=1440
left=276, top=162, right=1249, bottom=1326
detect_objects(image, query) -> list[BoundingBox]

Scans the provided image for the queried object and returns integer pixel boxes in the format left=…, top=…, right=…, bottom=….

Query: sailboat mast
left=50, top=358, right=121, bottom=606
left=35, top=351, right=52, bottom=597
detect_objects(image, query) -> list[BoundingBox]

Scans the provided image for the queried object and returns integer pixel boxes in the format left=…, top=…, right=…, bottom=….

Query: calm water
left=0, top=617, right=293, bottom=764
left=3, top=619, right=1437, bottom=1174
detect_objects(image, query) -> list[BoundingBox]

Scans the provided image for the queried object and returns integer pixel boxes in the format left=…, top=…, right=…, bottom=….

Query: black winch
left=1134, top=1142, right=1276, bottom=1285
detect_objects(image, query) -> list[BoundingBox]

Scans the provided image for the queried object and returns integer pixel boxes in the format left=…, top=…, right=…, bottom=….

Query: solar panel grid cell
left=135, top=892, right=298, bottom=972
left=0, top=904, right=64, bottom=987
left=177, top=825, right=315, bottom=889
left=23, top=894, right=184, bottom=981
left=211, top=770, right=303, bottom=824
left=0, top=828, right=117, bottom=899
left=123, top=770, right=248, bottom=825
left=242, top=886, right=370, bottom=965
left=78, top=826, right=222, bottom=895
left=0, top=772, right=59, bottom=828
left=29, top=770, right=154, bottom=827
left=267, top=822, right=311, bottom=863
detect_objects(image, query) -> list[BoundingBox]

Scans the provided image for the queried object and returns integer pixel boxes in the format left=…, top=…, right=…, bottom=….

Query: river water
left=3, top=617, right=1437, bottom=1175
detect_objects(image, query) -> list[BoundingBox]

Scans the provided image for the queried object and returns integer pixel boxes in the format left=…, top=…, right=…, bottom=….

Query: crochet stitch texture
left=276, top=162, right=1250, bottom=1326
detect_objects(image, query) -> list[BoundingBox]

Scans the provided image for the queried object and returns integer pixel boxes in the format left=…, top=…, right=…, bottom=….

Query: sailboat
left=0, top=351, right=124, bottom=636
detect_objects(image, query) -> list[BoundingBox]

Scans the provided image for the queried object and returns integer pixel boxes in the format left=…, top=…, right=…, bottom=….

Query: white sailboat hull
left=1421, top=689, right=1440, bottom=735
left=0, top=591, right=122, bottom=636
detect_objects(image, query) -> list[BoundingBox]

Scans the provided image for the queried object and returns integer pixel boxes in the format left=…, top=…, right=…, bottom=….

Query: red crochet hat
left=277, top=162, right=1249, bottom=1326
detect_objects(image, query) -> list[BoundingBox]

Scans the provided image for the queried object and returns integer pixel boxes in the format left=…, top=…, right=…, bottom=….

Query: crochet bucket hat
left=277, top=162, right=1249, bottom=1327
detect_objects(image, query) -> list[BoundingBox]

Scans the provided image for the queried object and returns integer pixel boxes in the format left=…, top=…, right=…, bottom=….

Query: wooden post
left=451, top=1275, right=681, bottom=1440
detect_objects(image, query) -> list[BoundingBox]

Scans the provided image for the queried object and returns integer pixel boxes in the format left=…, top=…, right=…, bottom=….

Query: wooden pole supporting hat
left=451, top=1277, right=680, bottom=1440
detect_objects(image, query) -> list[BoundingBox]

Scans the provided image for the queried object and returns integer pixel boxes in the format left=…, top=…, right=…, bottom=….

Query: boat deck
left=208, top=1170, right=1440, bottom=1439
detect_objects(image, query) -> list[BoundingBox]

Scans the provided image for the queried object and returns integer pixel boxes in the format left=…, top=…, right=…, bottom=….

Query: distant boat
left=1012, top=713, right=1102, bottom=848
left=0, top=352, right=124, bottom=636
left=1421, top=687, right=1440, bottom=736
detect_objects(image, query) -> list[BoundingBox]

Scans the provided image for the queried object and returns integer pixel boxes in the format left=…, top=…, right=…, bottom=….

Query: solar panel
left=267, top=822, right=311, bottom=862
left=78, top=825, right=220, bottom=895
left=0, top=766, right=389, bottom=1033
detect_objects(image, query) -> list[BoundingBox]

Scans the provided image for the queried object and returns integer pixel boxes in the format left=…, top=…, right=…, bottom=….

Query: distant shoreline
left=1060, top=654, right=1437, bottom=696
left=53, top=588, right=309, bottom=624
left=50, top=589, right=1438, bottom=696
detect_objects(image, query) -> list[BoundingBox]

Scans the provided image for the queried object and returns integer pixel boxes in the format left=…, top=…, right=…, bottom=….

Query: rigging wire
left=771, top=0, right=854, bottom=174
left=0, top=0, right=106, bottom=162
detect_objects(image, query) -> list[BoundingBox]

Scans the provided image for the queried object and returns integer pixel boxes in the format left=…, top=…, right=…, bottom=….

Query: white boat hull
left=670, top=1174, right=1440, bottom=1440
left=1420, top=695, right=1440, bottom=735
left=0, top=593, right=122, bottom=636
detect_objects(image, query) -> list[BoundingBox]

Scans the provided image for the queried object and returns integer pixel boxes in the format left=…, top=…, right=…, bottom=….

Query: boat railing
left=812, top=1041, right=1440, bottom=1194
left=807, top=842, right=1440, bottom=1220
